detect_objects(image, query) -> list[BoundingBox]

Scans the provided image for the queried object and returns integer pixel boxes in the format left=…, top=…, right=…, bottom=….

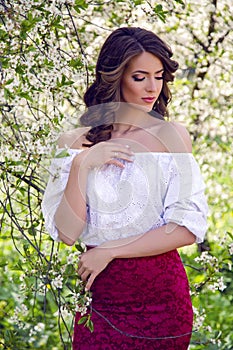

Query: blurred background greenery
left=0, top=0, right=232, bottom=349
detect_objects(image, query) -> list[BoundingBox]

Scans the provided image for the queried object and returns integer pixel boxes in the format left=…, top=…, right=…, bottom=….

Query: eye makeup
left=132, top=75, right=164, bottom=82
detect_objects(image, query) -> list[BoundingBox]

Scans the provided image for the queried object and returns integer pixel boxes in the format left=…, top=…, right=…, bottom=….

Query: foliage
left=0, top=239, right=92, bottom=349
left=0, top=0, right=233, bottom=349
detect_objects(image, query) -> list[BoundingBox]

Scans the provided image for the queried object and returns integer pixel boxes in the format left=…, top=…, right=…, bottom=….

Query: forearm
left=54, top=158, right=88, bottom=245
left=100, top=223, right=196, bottom=259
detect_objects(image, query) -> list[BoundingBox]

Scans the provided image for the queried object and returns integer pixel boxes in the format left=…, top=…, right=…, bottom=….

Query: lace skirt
left=72, top=249, right=193, bottom=350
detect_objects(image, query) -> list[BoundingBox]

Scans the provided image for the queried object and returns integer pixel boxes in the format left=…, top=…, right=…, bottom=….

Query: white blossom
left=34, top=322, right=45, bottom=332
left=229, top=243, right=233, bottom=255
left=51, top=275, right=63, bottom=289
left=193, top=306, right=206, bottom=329
left=194, top=252, right=218, bottom=266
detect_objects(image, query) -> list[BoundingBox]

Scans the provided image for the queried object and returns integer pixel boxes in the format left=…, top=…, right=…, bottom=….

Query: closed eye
left=133, top=76, right=145, bottom=82
left=132, top=75, right=164, bottom=82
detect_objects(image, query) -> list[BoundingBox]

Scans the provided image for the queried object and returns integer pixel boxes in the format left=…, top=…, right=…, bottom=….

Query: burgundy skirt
left=73, top=249, right=193, bottom=350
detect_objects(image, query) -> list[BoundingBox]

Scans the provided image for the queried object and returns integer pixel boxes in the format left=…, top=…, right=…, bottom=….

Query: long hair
left=80, top=27, right=179, bottom=146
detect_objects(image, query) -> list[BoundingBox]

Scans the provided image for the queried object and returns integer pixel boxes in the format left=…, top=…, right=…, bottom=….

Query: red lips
left=142, top=97, right=155, bottom=103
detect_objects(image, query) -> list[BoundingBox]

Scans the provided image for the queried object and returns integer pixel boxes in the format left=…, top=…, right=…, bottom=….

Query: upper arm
left=158, top=121, right=192, bottom=153
left=170, top=122, right=192, bottom=152
left=58, top=231, right=76, bottom=246
left=57, top=127, right=90, bottom=149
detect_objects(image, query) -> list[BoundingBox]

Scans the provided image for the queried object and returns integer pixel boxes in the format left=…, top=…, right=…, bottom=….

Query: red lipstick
left=142, top=97, right=155, bottom=103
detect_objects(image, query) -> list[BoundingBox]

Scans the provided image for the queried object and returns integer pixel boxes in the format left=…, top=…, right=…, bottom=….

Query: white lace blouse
left=41, top=149, right=208, bottom=246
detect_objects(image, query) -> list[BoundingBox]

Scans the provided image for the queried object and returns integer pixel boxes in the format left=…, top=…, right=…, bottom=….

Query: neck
left=113, top=123, right=142, bottom=134
left=113, top=103, right=150, bottom=133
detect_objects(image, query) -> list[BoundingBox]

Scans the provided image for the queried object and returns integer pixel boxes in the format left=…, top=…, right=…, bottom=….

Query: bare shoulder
left=57, top=127, right=90, bottom=149
left=169, top=121, right=193, bottom=151
left=156, top=120, right=192, bottom=153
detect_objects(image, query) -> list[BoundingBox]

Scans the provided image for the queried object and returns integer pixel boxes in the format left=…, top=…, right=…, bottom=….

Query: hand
left=77, top=247, right=113, bottom=290
left=74, top=141, right=134, bottom=170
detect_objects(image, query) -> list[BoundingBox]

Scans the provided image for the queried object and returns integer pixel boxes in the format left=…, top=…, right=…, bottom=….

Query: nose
left=146, top=78, right=157, bottom=92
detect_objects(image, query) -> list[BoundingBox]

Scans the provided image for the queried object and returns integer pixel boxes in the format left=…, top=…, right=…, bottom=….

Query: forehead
left=126, top=51, right=163, bottom=72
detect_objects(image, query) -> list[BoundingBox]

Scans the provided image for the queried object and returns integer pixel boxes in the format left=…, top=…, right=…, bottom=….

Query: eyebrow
left=132, top=69, right=164, bottom=74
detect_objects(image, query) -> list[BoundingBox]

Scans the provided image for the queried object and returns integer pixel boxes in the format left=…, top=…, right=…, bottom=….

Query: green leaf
left=20, top=15, right=42, bottom=32
left=17, top=91, right=33, bottom=102
left=69, top=58, right=83, bottom=69
left=11, top=262, right=23, bottom=271
left=174, top=0, right=185, bottom=4
left=77, top=316, right=87, bottom=324
left=74, top=0, right=88, bottom=11
left=133, top=0, right=143, bottom=5
left=23, top=243, right=30, bottom=253
left=0, top=260, right=8, bottom=268
left=56, top=74, right=74, bottom=88
left=1, top=57, right=10, bottom=69
left=28, top=226, right=36, bottom=236
left=4, top=78, right=14, bottom=85
left=73, top=5, right=81, bottom=13
left=64, top=265, right=75, bottom=275
left=51, top=15, right=64, bottom=30
left=153, top=4, right=168, bottom=23
left=4, top=88, right=14, bottom=100
left=15, top=64, right=26, bottom=75
left=0, top=29, right=8, bottom=40
left=75, top=241, right=86, bottom=253
left=55, top=149, right=70, bottom=158
left=86, top=318, right=94, bottom=332
left=43, top=58, right=54, bottom=68
left=66, top=294, right=75, bottom=298
left=227, top=231, right=233, bottom=240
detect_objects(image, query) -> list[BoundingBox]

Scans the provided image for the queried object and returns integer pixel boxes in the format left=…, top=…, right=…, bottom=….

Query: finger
left=111, top=153, right=134, bottom=165
left=114, top=152, right=134, bottom=162
left=85, top=273, right=97, bottom=291
left=77, top=266, right=85, bottom=276
left=111, top=147, right=134, bottom=159
left=114, top=145, right=134, bottom=156
left=107, top=142, right=133, bottom=155
left=80, top=270, right=91, bottom=282
left=107, top=159, right=125, bottom=168
left=77, top=261, right=87, bottom=276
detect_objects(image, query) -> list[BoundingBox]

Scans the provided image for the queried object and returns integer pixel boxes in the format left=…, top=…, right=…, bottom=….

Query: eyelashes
left=132, top=76, right=164, bottom=82
left=133, top=76, right=145, bottom=82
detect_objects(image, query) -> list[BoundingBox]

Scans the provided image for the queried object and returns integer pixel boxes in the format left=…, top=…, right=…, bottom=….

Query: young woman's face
left=120, top=51, right=164, bottom=111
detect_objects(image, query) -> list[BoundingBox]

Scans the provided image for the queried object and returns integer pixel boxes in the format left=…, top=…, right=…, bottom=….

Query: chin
left=128, top=102, right=153, bottom=113
left=139, top=105, right=153, bottom=113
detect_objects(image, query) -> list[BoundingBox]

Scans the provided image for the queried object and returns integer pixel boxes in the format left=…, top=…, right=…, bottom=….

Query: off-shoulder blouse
left=41, top=149, right=208, bottom=246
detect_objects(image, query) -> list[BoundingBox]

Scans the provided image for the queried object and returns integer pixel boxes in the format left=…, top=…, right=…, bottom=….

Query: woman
left=42, top=27, right=208, bottom=349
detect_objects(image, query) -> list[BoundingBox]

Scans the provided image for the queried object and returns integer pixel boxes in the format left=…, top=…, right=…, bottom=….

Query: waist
left=80, top=219, right=165, bottom=246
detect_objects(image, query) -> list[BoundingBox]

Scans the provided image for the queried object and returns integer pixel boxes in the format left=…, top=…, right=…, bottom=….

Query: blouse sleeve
left=41, top=149, right=79, bottom=241
left=162, top=154, right=208, bottom=243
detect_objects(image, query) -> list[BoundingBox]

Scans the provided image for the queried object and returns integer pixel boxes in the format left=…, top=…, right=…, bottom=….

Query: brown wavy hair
left=80, top=27, right=179, bottom=146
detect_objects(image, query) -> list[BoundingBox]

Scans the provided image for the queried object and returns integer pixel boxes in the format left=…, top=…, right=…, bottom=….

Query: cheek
left=126, top=82, right=141, bottom=96
left=121, top=81, right=136, bottom=99
left=160, top=81, right=164, bottom=91
left=156, top=81, right=163, bottom=96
